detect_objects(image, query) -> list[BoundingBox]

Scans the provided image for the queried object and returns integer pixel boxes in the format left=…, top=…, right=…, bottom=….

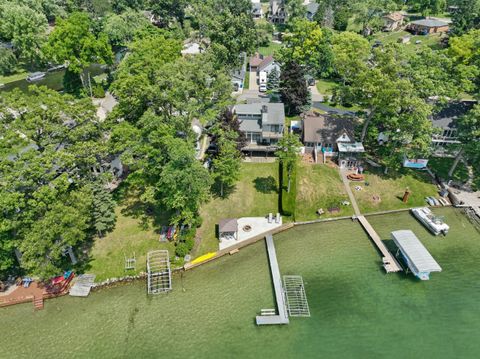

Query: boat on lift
left=26, top=72, right=46, bottom=82
left=411, top=207, right=449, bottom=236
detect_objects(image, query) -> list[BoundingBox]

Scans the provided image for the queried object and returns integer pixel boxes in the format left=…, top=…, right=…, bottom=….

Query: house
left=382, top=12, right=404, bottom=31
left=268, top=0, right=287, bottom=24
left=251, top=0, right=263, bottom=19
left=302, top=111, right=364, bottom=168
left=249, top=53, right=280, bottom=85
left=408, top=19, right=449, bottom=35
left=233, top=102, right=285, bottom=155
left=231, top=53, right=247, bottom=93
left=430, top=100, right=477, bottom=156
left=306, top=2, right=319, bottom=21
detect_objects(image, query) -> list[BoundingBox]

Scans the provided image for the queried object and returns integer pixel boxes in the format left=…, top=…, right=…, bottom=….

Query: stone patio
left=219, top=216, right=283, bottom=251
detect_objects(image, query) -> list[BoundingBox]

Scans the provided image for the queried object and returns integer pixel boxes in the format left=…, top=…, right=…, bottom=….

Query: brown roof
left=303, top=112, right=358, bottom=144
left=383, top=12, right=404, bottom=22
left=249, top=53, right=264, bottom=67
left=219, top=218, right=238, bottom=233
left=258, top=56, right=274, bottom=72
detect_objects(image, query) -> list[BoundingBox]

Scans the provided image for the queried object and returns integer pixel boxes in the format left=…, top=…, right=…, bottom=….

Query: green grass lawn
left=0, top=71, right=28, bottom=85
left=316, top=79, right=337, bottom=96
left=296, top=163, right=354, bottom=221
left=88, top=207, right=177, bottom=282
left=428, top=157, right=469, bottom=183
left=195, top=162, right=280, bottom=256
left=243, top=70, right=250, bottom=90
left=351, top=168, right=438, bottom=213
left=371, top=30, right=445, bottom=55
left=258, top=41, right=282, bottom=56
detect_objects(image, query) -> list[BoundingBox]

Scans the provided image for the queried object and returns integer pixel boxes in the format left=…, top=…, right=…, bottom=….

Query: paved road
left=312, top=102, right=356, bottom=116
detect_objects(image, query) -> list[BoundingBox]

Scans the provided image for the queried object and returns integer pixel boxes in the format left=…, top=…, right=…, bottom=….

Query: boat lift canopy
left=391, top=230, right=442, bottom=274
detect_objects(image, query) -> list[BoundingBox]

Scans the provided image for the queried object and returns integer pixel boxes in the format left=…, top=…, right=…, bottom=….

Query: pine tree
left=92, top=186, right=117, bottom=237
left=280, top=61, right=311, bottom=115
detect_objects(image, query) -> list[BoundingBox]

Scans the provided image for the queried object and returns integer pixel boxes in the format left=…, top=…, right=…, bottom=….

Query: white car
left=259, top=84, right=267, bottom=92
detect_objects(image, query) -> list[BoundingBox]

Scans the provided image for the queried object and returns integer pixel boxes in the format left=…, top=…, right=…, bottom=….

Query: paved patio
left=219, top=216, right=283, bottom=250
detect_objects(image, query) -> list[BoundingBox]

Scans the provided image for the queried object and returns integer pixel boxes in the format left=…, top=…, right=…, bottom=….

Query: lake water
left=1, top=208, right=479, bottom=358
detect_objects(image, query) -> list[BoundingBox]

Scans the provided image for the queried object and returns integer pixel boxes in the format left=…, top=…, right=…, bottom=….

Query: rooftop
left=303, top=112, right=358, bottom=144
left=219, top=218, right=238, bottom=233
left=431, top=101, right=477, bottom=129
left=391, top=230, right=442, bottom=273
left=410, top=19, right=449, bottom=28
left=234, top=103, right=285, bottom=126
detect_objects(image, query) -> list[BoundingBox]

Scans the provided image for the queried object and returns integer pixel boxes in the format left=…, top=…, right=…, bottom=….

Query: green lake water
left=1, top=208, right=480, bottom=358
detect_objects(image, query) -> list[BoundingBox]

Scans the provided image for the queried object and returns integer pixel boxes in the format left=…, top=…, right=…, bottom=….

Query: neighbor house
left=268, top=0, right=287, bottom=23
left=382, top=12, right=404, bottom=31
left=231, top=53, right=247, bottom=93
left=233, top=102, right=285, bottom=156
left=430, top=100, right=477, bottom=156
left=251, top=0, right=263, bottom=19
left=306, top=2, right=319, bottom=21
left=408, top=19, right=449, bottom=35
left=302, top=111, right=364, bottom=168
left=249, top=53, right=280, bottom=84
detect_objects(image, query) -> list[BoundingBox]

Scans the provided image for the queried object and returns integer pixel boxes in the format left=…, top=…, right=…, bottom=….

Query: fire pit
left=243, top=225, right=252, bottom=232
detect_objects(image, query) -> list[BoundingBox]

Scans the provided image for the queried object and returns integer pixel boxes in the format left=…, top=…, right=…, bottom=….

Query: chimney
left=261, top=104, right=268, bottom=113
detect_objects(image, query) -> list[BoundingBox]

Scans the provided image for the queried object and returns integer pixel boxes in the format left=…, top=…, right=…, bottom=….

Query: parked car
left=259, top=84, right=267, bottom=92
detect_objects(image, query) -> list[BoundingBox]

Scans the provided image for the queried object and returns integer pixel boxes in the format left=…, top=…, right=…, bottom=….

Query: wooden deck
left=357, top=215, right=402, bottom=273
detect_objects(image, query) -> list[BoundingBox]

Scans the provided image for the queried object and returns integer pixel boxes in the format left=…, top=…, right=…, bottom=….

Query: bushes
left=279, top=161, right=297, bottom=219
left=175, top=243, right=189, bottom=257
left=175, top=230, right=195, bottom=257
left=0, top=47, right=16, bottom=76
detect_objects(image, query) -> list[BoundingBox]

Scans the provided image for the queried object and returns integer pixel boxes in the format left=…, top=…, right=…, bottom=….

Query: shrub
left=185, top=238, right=195, bottom=251
left=279, top=161, right=297, bottom=219
left=175, top=242, right=189, bottom=257
left=0, top=47, right=16, bottom=76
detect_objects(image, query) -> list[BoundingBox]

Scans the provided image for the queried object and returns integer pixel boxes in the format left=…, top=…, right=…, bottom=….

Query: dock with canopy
left=391, top=230, right=442, bottom=280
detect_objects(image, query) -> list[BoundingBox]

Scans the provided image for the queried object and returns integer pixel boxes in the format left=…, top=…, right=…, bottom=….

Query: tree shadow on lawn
left=211, top=180, right=237, bottom=199
left=253, top=176, right=278, bottom=194
left=113, top=182, right=171, bottom=233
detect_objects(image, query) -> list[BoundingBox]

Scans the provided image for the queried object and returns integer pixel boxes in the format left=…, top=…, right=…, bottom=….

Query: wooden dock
left=357, top=215, right=402, bottom=273
left=256, top=235, right=289, bottom=325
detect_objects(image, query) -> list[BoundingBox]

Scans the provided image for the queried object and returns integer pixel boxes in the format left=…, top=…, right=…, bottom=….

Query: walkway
left=339, top=170, right=402, bottom=273
left=340, top=170, right=361, bottom=216
left=312, top=102, right=356, bottom=116
left=256, top=234, right=289, bottom=325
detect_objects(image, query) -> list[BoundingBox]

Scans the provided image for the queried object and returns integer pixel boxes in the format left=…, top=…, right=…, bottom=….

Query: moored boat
left=411, top=207, right=449, bottom=235
left=26, top=72, right=46, bottom=82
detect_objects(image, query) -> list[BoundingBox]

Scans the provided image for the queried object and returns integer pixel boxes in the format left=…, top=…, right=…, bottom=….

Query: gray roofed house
left=233, top=102, right=285, bottom=154
left=252, top=2, right=263, bottom=19
left=306, top=2, right=319, bottom=21
left=408, top=18, right=449, bottom=34
left=231, top=53, right=247, bottom=93
left=430, top=100, right=477, bottom=155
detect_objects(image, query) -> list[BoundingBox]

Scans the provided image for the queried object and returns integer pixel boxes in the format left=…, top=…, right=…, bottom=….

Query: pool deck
left=256, top=234, right=289, bottom=325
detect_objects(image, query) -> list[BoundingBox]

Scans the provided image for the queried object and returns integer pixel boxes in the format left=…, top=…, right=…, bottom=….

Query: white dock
left=357, top=216, right=402, bottom=273
left=256, top=235, right=289, bottom=325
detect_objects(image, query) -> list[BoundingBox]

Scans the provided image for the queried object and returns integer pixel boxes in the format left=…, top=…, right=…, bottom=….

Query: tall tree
left=280, top=61, right=310, bottom=115
left=267, top=67, right=281, bottom=93
left=275, top=132, right=302, bottom=193
left=212, top=131, right=242, bottom=197
left=44, top=12, right=113, bottom=94
left=103, top=9, right=153, bottom=47
left=451, top=0, right=480, bottom=35
left=0, top=3, right=48, bottom=63
left=150, top=0, right=187, bottom=27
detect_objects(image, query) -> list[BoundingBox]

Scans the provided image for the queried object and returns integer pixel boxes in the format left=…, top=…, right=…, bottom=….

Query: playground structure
left=147, top=250, right=172, bottom=294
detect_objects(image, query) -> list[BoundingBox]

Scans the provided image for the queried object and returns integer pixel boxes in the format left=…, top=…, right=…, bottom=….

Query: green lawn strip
left=315, top=79, right=337, bottom=96
left=0, top=71, right=28, bottom=85
left=295, top=163, right=353, bottom=221
left=428, top=157, right=469, bottom=183
left=258, top=41, right=282, bottom=56
left=280, top=161, right=297, bottom=220
left=88, top=207, right=177, bottom=282
left=370, top=30, right=445, bottom=55
left=351, top=168, right=438, bottom=213
left=195, top=162, right=280, bottom=256
left=243, top=70, right=249, bottom=90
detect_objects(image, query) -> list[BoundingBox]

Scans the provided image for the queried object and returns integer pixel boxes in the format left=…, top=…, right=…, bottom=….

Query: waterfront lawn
left=195, top=162, right=280, bottom=256
left=351, top=168, right=438, bottom=213
left=88, top=207, right=176, bottom=282
left=296, top=163, right=353, bottom=221
left=0, top=71, right=28, bottom=85
left=370, top=31, right=445, bottom=55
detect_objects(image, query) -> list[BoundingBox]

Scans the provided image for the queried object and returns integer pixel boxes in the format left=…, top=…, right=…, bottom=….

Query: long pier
left=357, top=215, right=402, bottom=273
left=256, top=234, right=289, bottom=325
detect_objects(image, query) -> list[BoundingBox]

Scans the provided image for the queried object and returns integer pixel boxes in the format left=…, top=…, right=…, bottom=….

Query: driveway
left=249, top=71, right=258, bottom=91
left=309, top=84, right=324, bottom=102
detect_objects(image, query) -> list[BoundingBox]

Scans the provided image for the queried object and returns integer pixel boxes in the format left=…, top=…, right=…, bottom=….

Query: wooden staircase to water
left=33, top=296, right=44, bottom=310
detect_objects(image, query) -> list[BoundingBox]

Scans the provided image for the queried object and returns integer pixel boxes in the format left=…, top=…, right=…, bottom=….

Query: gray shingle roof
left=234, top=103, right=285, bottom=125
left=219, top=218, right=238, bottom=233
left=303, top=112, right=358, bottom=143
left=410, top=19, right=449, bottom=27
left=431, top=101, right=477, bottom=129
